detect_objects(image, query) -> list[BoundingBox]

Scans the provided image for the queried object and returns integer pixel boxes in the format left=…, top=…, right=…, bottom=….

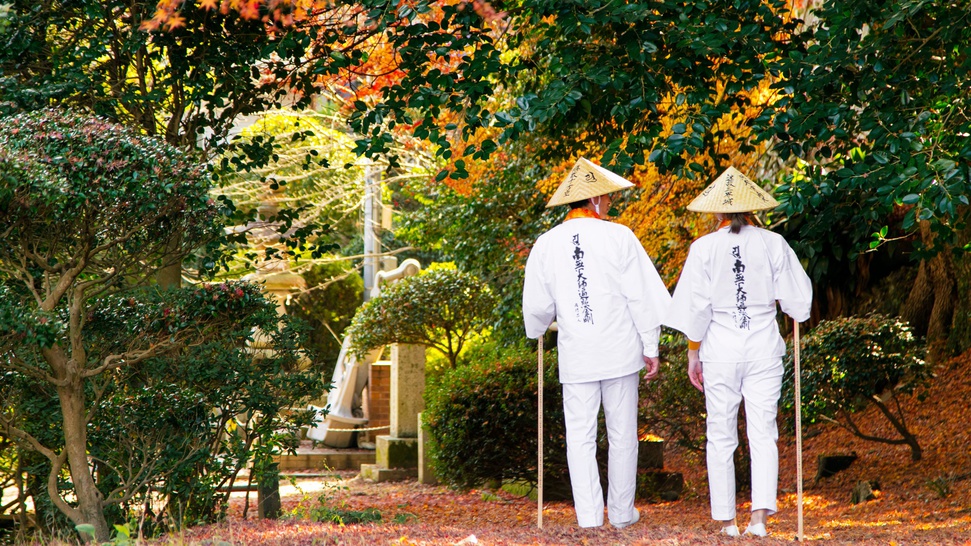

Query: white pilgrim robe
left=522, top=218, right=671, bottom=383
left=665, top=225, right=812, bottom=361
left=665, top=224, right=812, bottom=520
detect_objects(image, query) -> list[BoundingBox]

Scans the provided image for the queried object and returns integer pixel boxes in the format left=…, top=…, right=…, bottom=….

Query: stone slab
left=360, top=464, right=418, bottom=483
left=376, top=435, right=419, bottom=469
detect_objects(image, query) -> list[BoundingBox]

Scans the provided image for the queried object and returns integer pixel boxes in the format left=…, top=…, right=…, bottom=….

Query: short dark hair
left=569, top=199, right=589, bottom=210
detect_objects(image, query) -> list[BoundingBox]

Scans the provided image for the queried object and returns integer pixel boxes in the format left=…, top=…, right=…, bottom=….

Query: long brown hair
left=726, top=212, right=752, bottom=234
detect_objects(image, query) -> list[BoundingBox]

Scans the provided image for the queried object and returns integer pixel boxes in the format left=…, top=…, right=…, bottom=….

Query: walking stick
left=537, top=334, right=544, bottom=529
left=794, top=320, right=804, bottom=541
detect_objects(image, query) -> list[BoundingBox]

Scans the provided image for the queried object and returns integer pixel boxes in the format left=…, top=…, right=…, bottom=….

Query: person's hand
left=687, top=349, right=704, bottom=392
left=643, top=355, right=660, bottom=382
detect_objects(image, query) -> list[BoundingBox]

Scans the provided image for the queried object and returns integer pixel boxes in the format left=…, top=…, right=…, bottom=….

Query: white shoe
left=744, top=523, right=767, bottom=537
left=612, top=508, right=640, bottom=529
left=720, top=524, right=740, bottom=537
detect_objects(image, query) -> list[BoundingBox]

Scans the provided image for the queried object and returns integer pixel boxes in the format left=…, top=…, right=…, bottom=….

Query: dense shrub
left=423, top=343, right=572, bottom=499
left=782, top=314, right=930, bottom=461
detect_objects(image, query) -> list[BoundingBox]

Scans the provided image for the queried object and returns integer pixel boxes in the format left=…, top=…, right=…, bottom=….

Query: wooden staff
left=794, top=320, right=804, bottom=541
left=537, top=334, right=544, bottom=529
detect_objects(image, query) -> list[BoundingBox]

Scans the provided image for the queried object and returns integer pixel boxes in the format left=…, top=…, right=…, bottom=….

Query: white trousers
left=704, top=358, right=783, bottom=521
left=562, top=372, right=639, bottom=527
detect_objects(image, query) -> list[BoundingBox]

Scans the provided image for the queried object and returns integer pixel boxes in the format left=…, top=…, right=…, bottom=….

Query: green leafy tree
left=0, top=0, right=339, bottom=286
left=781, top=315, right=930, bottom=462
left=0, top=109, right=324, bottom=541
left=765, top=0, right=971, bottom=349
left=393, top=141, right=556, bottom=343
left=0, top=0, right=310, bottom=152
left=2, top=283, right=325, bottom=537
left=347, top=269, right=496, bottom=369
left=144, top=0, right=971, bottom=352
left=214, top=111, right=368, bottom=253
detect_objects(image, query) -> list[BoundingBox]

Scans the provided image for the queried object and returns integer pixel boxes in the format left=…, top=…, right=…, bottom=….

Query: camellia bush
left=782, top=314, right=930, bottom=461
left=347, top=268, right=496, bottom=368
left=0, top=109, right=326, bottom=541
left=422, top=342, right=572, bottom=499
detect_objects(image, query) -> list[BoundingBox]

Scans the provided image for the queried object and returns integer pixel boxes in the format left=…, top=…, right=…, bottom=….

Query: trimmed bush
left=782, top=314, right=930, bottom=461
left=348, top=268, right=496, bottom=368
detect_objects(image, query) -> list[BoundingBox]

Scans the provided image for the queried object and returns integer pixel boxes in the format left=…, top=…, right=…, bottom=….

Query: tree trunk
left=871, top=398, right=922, bottom=462
left=926, top=245, right=956, bottom=360
left=900, top=222, right=957, bottom=361
left=900, top=259, right=933, bottom=337
left=947, top=211, right=971, bottom=356
left=824, top=285, right=849, bottom=320
left=156, top=234, right=183, bottom=290
left=57, top=383, right=111, bottom=542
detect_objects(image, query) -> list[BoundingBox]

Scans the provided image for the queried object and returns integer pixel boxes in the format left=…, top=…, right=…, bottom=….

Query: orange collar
left=565, top=208, right=601, bottom=221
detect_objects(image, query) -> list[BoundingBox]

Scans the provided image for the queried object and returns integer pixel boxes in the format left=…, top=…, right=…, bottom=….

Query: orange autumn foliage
left=144, top=0, right=506, bottom=111
left=623, top=81, right=779, bottom=284
left=511, top=77, right=779, bottom=286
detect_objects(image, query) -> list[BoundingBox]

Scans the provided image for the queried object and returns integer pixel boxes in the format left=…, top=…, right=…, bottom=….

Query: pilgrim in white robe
left=665, top=224, right=812, bottom=521
left=523, top=217, right=671, bottom=527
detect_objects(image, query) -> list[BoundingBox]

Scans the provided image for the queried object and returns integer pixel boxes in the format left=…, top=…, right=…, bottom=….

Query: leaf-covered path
left=175, top=351, right=971, bottom=544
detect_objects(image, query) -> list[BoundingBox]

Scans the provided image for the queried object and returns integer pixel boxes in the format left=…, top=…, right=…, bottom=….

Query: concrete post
left=362, top=165, right=380, bottom=302
left=418, top=412, right=438, bottom=485
left=390, top=343, right=426, bottom=438
left=361, top=343, right=426, bottom=481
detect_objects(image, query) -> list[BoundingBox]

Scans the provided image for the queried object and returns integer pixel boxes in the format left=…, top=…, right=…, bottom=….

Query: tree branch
left=46, top=451, right=84, bottom=524
left=0, top=355, right=64, bottom=386
left=0, top=416, right=59, bottom=463
left=835, top=408, right=909, bottom=445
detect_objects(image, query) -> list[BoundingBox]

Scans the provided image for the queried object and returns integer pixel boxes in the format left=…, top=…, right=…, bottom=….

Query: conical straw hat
left=686, top=166, right=779, bottom=213
left=545, top=158, right=635, bottom=208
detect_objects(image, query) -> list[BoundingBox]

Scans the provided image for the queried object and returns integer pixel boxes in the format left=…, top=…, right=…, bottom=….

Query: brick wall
left=367, top=361, right=391, bottom=431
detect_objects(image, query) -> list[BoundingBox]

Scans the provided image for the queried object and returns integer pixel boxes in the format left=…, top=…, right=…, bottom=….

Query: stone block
left=816, top=452, right=858, bottom=481
left=376, top=435, right=419, bottom=469
left=851, top=479, right=880, bottom=504
left=390, top=344, right=426, bottom=438
left=638, top=437, right=664, bottom=469
left=360, top=464, right=418, bottom=483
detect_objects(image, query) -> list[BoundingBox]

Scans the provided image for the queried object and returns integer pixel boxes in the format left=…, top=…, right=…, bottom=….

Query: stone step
left=273, top=448, right=375, bottom=471
left=359, top=464, right=418, bottom=483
